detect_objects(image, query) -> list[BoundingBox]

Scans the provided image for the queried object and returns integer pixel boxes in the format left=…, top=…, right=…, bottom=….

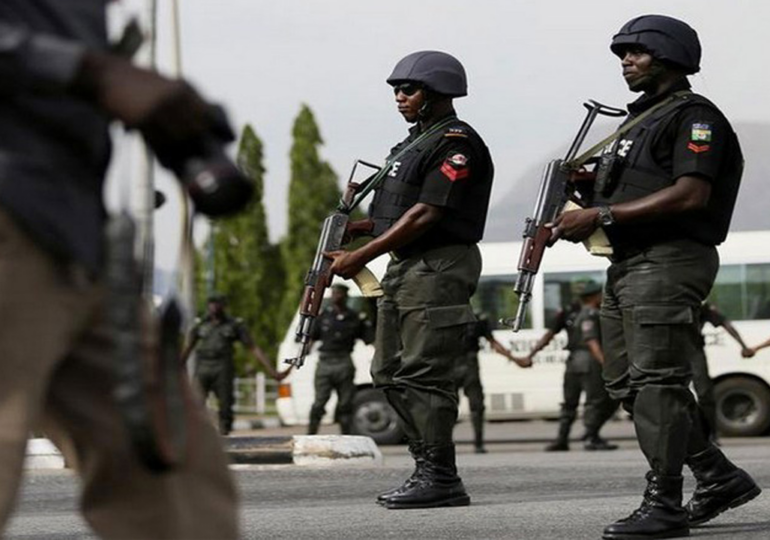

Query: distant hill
left=484, top=122, right=770, bottom=242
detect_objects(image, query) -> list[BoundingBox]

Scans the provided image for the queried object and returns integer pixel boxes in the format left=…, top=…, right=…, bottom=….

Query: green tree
left=279, top=104, right=342, bottom=331
left=196, top=125, right=285, bottom=374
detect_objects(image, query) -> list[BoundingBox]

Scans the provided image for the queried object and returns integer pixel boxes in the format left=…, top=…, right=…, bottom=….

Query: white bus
left=276, top=230, right=770, bottom=444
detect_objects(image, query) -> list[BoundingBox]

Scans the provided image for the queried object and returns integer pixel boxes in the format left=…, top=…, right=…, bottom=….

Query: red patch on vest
left=440, top=153, right=470, bottom=182
left=687, top=142, right=711, bottom=154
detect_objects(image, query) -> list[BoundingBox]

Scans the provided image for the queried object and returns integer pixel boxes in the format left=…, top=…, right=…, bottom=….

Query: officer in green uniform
left=528, top=281, right=619, bottom=452
left=553, top=15, right=760, bottom=539
left=456, top=313, right=531, bottom=453
left=307, top=284, right=373, bottom=435
left=694, top=302, right=753, bottom=441
left=326, top=51, right=494, bottom=509
left=182, top=294, right=284, bottom=435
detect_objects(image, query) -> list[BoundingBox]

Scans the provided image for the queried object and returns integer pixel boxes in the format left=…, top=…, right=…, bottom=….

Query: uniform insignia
left=691, top=123, right=712, bottom=142
left=444, top=127, right=468, bottom=139
left=687, top=142, right=711, bottom=154
left=440, top=153, right=470, bottom=182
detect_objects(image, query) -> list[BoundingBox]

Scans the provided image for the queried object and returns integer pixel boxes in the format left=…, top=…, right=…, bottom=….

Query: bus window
left=473, top=276, right=530, bottom=330
left=708, top=263, right=770, bottom=321
left=543, top=271, right=605, bottom=328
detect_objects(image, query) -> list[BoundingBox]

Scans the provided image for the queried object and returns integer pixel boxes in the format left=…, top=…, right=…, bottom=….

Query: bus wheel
left=714, top=377, right=770, bottom=437
left=351, top=388, right=404, bottom=445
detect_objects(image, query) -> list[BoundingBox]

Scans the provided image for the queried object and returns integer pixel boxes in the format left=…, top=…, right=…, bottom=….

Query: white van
left=277, top=231, right=770, bottom=444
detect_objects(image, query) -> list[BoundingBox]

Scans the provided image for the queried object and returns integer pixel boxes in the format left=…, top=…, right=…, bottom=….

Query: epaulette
left=444, top=126, right=468, bottom=139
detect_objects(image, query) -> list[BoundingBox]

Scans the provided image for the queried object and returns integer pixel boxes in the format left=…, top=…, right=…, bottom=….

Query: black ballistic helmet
left=387, top=51, right=468, bottom=97
left=610, top=15, right=701, bottom=74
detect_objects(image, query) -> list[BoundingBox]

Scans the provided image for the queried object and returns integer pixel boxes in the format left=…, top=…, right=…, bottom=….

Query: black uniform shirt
left=192, top=316, right=252, bottom=362
left=309, top=306, right=372, bottom=354
left=547, top=304, right=581, bottom=350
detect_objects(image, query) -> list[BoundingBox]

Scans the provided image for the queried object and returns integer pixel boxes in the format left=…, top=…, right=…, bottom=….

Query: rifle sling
left=568, top=90, right=690, bottom=169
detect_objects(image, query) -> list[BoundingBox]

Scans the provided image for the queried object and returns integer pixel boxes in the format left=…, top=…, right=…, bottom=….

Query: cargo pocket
left=634, top=306, right=695, bottom=359
left=422, top=305, right=477, bottom=359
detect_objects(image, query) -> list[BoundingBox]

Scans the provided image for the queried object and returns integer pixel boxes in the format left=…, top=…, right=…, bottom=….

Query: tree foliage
left=195, top=125, right=285, bottom=374
left=279, top=105, right=342, bottom=330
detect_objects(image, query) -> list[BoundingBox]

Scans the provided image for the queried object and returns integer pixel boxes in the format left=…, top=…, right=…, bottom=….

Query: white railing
left=233, top=373, right=279, bottom=414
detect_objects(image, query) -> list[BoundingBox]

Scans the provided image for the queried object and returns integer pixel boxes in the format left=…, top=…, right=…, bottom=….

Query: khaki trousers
left=0, top=209, right=238, bottom=539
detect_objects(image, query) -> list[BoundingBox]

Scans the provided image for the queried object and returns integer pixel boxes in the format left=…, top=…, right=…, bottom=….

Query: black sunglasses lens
left=394, top=84, right=421, bottom=96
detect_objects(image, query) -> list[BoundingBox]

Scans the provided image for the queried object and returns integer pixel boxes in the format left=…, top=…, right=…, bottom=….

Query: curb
left=226, top=435, right=383, bottom=466
left=25, top=438, right=65, bottom=470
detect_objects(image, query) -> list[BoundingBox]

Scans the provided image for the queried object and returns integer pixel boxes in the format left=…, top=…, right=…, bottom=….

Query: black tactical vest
left=594, top=93, right=742, bottom=249
left=369, top=118, right=493, bottom=251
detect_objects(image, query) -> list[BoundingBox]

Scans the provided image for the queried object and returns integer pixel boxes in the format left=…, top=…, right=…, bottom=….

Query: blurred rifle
left=284, top=160, right=383, bottom=369
left=502, top=100, right=626, bottom=332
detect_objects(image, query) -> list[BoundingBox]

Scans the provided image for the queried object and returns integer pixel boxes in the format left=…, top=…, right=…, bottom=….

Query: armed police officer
left=182, top=294, right=285, bottom=435
left=306, top=284, right=373, bottom=435
left=326, top=51, right=494, bottom=509
left=457, top=312, right=531, bottom=454
left=552, top=15, right=760, bottom=539
left=0, top=2, right=242, bottom=537
left=526, top=281, right=619, bottom=452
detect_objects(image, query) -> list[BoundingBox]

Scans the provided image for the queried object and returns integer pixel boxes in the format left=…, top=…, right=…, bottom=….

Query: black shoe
left=545, top=440, right=569, bottom=452
left=383, top=443, right=470, bottom=509
left=603, top=472, right=689, bottom=540
left=474, top=445, right=487, bottom=454
left=376, top=441, right=425, bottom=504
left=585, top=437, right=618, bottom=451
left=685, top=445, right=761, bottom=526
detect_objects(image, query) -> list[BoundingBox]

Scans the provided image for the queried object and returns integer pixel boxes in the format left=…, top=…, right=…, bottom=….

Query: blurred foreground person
left=0, top=2, right=243, bottom=537
left=553, top=15, right=760, bottom=539
left=326, top=51, right=494, bottom=509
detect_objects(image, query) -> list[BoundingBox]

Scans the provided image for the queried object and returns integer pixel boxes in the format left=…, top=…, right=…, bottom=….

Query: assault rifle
left=502, top=100, right=626, bottom=332
left=284, top=160, right=383, bottom=369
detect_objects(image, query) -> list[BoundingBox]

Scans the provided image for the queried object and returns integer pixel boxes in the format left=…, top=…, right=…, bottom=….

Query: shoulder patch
left=691, top=123, right=712, bottom=142
left=444, top=127, right=468, bottom=139
left=440, top=152, right=471, bottom=182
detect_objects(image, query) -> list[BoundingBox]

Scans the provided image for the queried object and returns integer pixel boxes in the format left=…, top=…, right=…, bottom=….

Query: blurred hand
left=509, top=354, right=533, bottom=368
left=325, top=249, right=366, bottom=280
left=741, top=347, right=756, bottom=359
left=550, top=207, right=600, bottom=243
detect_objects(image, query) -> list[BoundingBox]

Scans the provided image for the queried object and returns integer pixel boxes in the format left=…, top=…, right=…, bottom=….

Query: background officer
left=0, top=2, right=239, bottom=537
left=456, top=312, right=531, bottom=453
left=306, top=284, right=373, bottom=435
left=525, top=281, right=619, bottom=452
left=182, top=294, right=285, bottom=435
left=695, top=302, right=754, bottom=441
left=553, top=15, right=760, bottom=539
left=326, top=50, right=494, bottom=510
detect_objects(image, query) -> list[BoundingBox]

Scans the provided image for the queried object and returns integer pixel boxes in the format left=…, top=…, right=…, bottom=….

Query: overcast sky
left=113, top=0, right=770, bottom=271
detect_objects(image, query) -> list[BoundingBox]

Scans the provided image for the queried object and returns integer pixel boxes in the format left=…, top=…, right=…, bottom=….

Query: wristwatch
left=596, top=205, right=616, bottom=227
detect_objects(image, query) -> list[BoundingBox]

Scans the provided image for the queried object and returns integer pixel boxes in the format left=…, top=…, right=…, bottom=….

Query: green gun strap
left=341, top=116, right=459, bottom=212
left=569, top=90, right=690, bottom=169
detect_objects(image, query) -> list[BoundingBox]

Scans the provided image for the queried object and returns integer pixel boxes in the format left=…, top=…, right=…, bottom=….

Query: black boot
left=584, top=436, right=618, bottom=451
left=376, top=441, right=426, bottom=504
left=382, top=443, right=470, bottom=509
left=545, top=413, right=573, bottom=451
left=684, top=445, right=761, bottom=526
left=603, top=472, right=689, bottom=539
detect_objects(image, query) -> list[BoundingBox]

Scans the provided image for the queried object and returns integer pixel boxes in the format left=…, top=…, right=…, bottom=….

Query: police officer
left=694, top=302, right=754, bottom=441
left=456, top=312, right=531, bottom=453
left=326, top=51, right=494, bottom=509
left=526, top=281, right=619, bottom=452
left=307, top=284, right=373, bottom=435
left=182, top=294, right=284, bottom=435
left=0, top=2, right=239, bottom=537
left=553, top=15, right=760, bottom=539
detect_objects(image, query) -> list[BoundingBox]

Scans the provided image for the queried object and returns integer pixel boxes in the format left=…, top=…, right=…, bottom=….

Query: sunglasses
left=392, top=83, right=423, bottom=96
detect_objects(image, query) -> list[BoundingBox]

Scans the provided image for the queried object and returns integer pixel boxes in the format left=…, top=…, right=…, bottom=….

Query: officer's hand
left=550, top=207, right=600, bottom=243
left=73, top=51, right=226, bottom=161
left=275, top=368, right=292, bottom=381
left=510, top=354, right=533, bottom=368
left=742, top=347, right=756, bottom=359
left=325, top=249, right=365, bottom=280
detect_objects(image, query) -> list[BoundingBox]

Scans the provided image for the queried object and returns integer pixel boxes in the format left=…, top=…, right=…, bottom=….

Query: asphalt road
left=7, top=420, right=770, bottom=539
